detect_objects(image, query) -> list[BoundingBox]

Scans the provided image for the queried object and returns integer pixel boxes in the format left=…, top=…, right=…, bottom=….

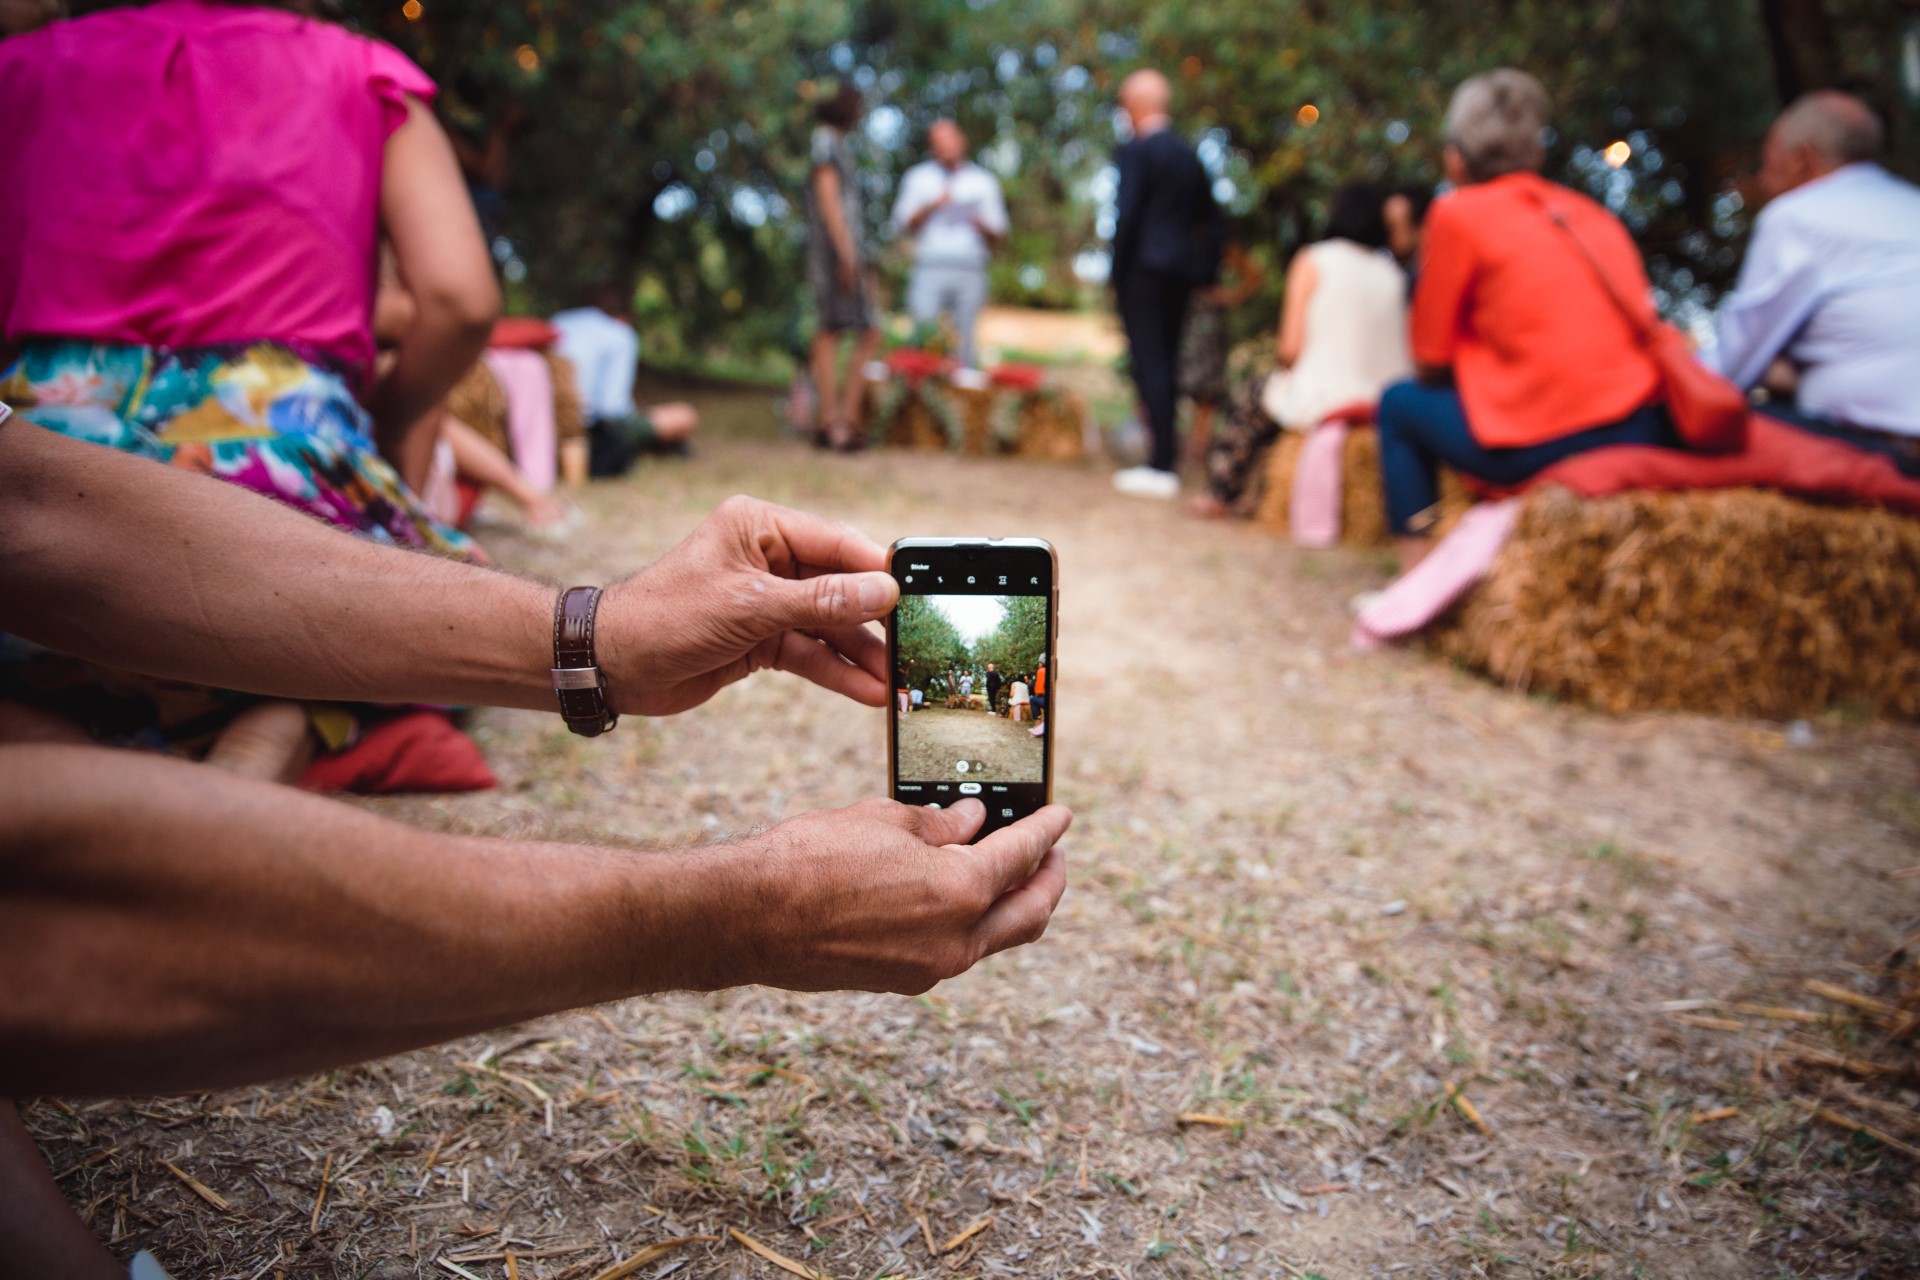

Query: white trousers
left=907, top=262, right=989, bottom=368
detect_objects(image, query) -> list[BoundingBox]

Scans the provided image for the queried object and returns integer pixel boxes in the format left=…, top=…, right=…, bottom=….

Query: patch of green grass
left=996, top=1086, right=1038, bottom=1127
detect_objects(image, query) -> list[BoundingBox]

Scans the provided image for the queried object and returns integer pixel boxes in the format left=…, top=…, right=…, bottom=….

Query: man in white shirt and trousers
left=1709, top=91, right=1920, bottom=474
left=550, top=283, right=698, bottom=476
left=891, top=120, right=1010, bottom=370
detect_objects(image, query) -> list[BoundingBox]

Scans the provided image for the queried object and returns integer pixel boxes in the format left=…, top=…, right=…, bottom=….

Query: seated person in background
left=1190, top=183, right=1412, bottom=518
left=550, top=282, right=698, bottom=476
left=1381, top=183, right=1434, bottom=286
left=1708, top=91, right=1920, bottom=475
left=0, top=420, right=1072, bottom=1279
left=373, top=267, right=578, bottom=536
left=1376, top=68, right=1683, bottom=569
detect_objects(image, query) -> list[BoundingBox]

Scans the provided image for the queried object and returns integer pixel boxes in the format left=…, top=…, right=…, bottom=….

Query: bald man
left=1110, top=69, right=1224, bottom=499
left=891, top=120, right=1009, bottom=368
left=1711, top=91, right=1920, bottom=469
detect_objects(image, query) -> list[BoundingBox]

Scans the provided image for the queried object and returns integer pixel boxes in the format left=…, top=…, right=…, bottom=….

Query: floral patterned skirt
left=1, top=339, right=475, bottom=557
left=0, top=340, right=476, bottom=751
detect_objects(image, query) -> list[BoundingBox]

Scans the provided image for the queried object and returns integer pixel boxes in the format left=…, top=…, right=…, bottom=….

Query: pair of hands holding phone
left=593, top=495, right=1071, bottom=993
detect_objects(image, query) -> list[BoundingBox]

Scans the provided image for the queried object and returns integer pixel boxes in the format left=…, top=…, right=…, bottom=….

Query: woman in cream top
left=1264, top=185, right=1414, bottom=430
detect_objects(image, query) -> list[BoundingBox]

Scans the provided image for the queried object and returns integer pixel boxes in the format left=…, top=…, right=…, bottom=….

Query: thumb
left=912, top=797, right=987, bottom=847
left=766, top=571, right=898, bottom=633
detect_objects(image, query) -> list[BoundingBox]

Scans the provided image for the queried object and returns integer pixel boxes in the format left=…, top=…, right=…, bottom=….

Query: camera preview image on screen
left=894, top=593, right=1049, bottom=785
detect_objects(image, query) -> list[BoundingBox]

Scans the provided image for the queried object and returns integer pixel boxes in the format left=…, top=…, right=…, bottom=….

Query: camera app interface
left=891, top=549, right=1052, bottom=828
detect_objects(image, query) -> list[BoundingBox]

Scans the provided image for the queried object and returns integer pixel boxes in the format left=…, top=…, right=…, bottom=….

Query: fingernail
left=953, top=797, right=984, bottom=814
left=857, top=575, right=891, bottom=614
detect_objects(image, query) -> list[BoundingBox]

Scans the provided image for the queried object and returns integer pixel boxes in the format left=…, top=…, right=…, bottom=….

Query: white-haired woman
left=1376, top=68, right=1682, bottom=567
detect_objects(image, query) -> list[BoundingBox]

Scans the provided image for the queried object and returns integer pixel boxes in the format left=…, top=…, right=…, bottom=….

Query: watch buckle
left=551, top=666, right=605, bottom=693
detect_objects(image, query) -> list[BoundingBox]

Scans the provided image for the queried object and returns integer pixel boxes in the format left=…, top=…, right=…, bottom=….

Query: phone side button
left=958, top=782, right=982, bottom=795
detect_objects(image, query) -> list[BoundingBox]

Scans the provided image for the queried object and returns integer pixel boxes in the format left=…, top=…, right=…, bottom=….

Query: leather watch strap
left=551, top=586, right=618, bottom=737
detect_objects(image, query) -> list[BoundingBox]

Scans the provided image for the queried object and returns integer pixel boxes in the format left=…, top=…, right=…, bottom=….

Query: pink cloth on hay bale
left=482, top=348, right=558, bottom=493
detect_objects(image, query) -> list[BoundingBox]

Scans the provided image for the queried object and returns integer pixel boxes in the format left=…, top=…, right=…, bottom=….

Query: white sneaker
left=1112, top=465, right=1180, bottom=499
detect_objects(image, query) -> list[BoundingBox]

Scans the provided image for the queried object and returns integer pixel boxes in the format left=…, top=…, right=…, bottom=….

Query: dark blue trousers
left=1375, top=380, right=1682, bottom=535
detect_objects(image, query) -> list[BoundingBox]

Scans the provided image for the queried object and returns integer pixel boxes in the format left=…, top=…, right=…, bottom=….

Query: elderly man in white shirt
left=1709, top=91, right=1920, bottom=473
left=550, top=283, right=697, bottom=474
left=890, top=120, right=1010, bottom=369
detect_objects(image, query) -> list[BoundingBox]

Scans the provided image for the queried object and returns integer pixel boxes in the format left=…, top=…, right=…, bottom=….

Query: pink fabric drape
left=1289, top=422, right=1347, bottom=547
left=481, top=348, right=557, bottom=494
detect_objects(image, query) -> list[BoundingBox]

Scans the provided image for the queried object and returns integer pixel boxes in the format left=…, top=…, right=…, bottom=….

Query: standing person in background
left=1179, top=240, right=1264, bottom=470
left=550, top=283, right=698, bottom=477
left=1109, top=68, right=1225, bottom=500
left=1707, top=91, right=1920, bottom=473
left=1030, top=658, right=1047, bottom=724
left=985, top=662, right=1005, bottom=717
left=806, top=85, right=880, bottom=452
left=891, top=120, right=1010, bottom=369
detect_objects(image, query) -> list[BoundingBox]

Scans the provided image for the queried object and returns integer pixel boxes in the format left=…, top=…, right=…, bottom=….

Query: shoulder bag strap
left=1517, top=185, right=1657, bottom=346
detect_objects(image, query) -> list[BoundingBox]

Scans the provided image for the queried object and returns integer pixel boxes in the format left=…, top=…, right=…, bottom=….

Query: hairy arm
left=0, top=746, right=1071, bottom=1096
left=0, top=419, right=555, bottom=711
left=0, top=422, right=898, bottom=714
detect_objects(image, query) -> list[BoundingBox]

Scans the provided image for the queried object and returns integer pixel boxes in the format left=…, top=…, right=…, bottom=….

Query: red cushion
left=1318, top=400, right=1378, bottom=428
left=300, top=711, right=497, bottom=795
left=489, top=317, right=561, bottom=349
left=989, top=363, right=1046, bottom=392
left=1523, top=413, right=1920, bottom=514
left=886, top=349, right=953, bottom=382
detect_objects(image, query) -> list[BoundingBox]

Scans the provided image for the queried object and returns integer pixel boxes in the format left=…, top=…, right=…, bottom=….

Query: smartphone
left=887, top=537, right=1057, bottom=840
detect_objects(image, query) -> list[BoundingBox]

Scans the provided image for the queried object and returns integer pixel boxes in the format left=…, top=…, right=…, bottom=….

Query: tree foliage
left=972, top=596, right=1049, bottom=682
left=893, top=594, right=967, bottom=688
left=341, top=0, right=1915, bottom=361
left=893, top=594, right=1046, bottom=690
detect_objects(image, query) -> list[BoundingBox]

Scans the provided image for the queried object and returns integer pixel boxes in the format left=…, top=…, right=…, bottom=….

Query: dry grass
left=30, top=397, right=1920, bottom=1279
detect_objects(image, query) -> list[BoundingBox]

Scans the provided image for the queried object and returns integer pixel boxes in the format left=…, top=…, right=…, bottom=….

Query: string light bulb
left=1604, top=140, right=1631, bottom=168
left=401, top=0, right=421, bottom=19
left=1296, top=103, right=1320, bottom=127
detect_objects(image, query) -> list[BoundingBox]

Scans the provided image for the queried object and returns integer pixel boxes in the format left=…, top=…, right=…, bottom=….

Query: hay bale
left=1433, top=487, right=1920, bottom=719
left=544, top=352, right=587, bottom=443
left=1014, top=390, right=1088, bottom=462
left=1255, top=426, right=1467, bottom=547
left=881, top=392, right=952, bottom=450
left=447, top=361, right=510, bottom=456
left=949, top=384, right=996, bottom=456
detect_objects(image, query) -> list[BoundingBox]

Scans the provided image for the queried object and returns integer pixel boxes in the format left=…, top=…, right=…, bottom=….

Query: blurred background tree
left=341, top=0, right=1918, bottom=373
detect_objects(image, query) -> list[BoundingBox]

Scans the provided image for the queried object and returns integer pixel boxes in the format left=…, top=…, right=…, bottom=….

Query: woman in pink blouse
left=0, top=1, right=500, bottom=773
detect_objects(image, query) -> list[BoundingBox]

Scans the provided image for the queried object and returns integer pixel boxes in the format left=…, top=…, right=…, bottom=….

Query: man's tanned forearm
left=0, top=420, right=558, bottom=712
left=0, top=746, right=741, bottom=1096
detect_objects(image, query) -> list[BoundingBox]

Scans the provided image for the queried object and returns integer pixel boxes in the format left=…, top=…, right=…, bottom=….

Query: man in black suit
left=1110, top=68, right=1225, bottom=499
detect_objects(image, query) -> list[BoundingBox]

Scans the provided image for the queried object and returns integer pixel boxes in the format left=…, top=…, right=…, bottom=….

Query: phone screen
left=888, top=539, right=1055, bottom=839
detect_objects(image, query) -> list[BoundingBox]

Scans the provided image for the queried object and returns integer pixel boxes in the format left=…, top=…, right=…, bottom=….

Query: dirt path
left=897, top=706, right=1044, bottom=783
left=43, top=394, right=1919, bottom=1279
